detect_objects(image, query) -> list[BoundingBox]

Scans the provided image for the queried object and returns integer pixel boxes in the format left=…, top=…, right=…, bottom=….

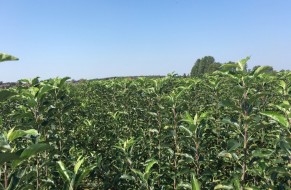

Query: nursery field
left=0, top=60, right=290, bottom=189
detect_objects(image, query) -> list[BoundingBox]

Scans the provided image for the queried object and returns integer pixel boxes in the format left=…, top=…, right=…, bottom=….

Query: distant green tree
left=190, top=56, right=221, bottom=77
left=280, top=69, right=290, bottom=72
left=208, top=62, right=221, bottom=73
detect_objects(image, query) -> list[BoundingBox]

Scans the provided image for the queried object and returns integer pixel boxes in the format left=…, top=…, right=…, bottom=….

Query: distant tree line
left=0, top=82, right=17, bottom=89
left=189, top=56, right=284, bottom=77
left=190, top=56, right=223, bottom=77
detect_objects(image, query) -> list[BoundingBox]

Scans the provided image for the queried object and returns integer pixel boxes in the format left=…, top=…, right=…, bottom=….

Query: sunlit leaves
left=0, top=53, right=19, bottom=62
left=261, top=111, right=289, bottom=128
left=253, top=66, right=274, bottom=76
left=214, top=184, right=233, bottom=189
left=56, top=161, right=71, bottom=184
left=7, top=128, right=38, bottom=142
left=237, top=56, right=250, bottom=72
left=0, top=134, right=11, bottom=151
left=191, top=173, right=200, bottom=190
left=19, top=143, right=50, bottom=159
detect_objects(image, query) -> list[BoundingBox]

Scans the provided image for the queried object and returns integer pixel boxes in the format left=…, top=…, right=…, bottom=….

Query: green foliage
left=261, top=111, right=289, bottom=129
left=252, top=65, right=274, bottom=75
left=0, top=90, right=17, bottom=103
left=0, top=53, right=19, bottom=62
left=0, top=59, right=290, bottom=189
left=56, top=157, right=97, bottom=190
left=191, top=173, right=200, bottom=190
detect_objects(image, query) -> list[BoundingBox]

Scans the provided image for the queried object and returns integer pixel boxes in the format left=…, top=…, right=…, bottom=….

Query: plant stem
left=172, top=107, right=178, bottom=190
left=195, top=141, right=200, bottom=175
left=241, top=89, right=249, bottom=189
left=241, top=122, right=248, bottom=186
left=4, top=162, right=7, bottom=188
left=157, top=109, right=162, bottom=187
left=36, top=158, right=39, bottom=190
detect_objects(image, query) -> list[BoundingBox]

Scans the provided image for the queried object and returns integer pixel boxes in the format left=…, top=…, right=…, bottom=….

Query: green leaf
left=191, top=173, right=200, bottom=190
left=20, top=143, right=50, bottom=159
left=179, top=125, right=193, bottom=136
left=74, top=165, right=96, bottom=189
left=0, top=152, right=20, bottom=165
left=74, top=157, right=85, bottom=174
left=120, top=174, right=136, bottom=181
left=181, top=112, right=199, bottom=133
left=274, top=102, right=290, bottom=113
left=59, top=77, right=71, bottom=87
left=222, top=118, right=240, bottom=128
left=237, top=56, right=250, bottom=72
left=7, top=129, right=38, bottom=142
left=251, top=148, right=274, bottom=158
left=37, top=84, right=53, bottom=100
left=253, top=66, right=273, bottom=76
left=279, top=80, right=286, bottom=90
left=122, top=138, right=135, bottom=151
left=227, top=139, right=241, bottom=152
left=176, top=153, right=194, bottom=163
left=0, top=134, right=11, bottom=151
left=279, top=136, right=291, bottom=155
left=199, top=112, right=209, bottom=120
left=214, top=184, right=233, bottom=189
left=193, top=113, right=198, bottom=126
left=181, top=112, right=194, bottom=124
left=56, top=161, right=71, bottom=183
left=131, top=168, right=147, bottom=184
left=145, top=159, right=158, bottom=174
left=261, top=111, right=289, bottom=128
left=218, top=151, right=233, bottom=159
left=232, top=176, right=240, bottom=190
left=0, top=53, right=19, bottom=62
left=165, top=147, right=174, bottom=157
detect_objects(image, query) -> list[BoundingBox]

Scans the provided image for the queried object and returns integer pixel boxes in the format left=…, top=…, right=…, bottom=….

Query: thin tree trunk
left=172, top=108, right=178, bottom=190
left=241, top=123, right=248, bottom=188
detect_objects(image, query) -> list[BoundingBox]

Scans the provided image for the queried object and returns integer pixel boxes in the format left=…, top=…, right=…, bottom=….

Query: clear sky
left=1, top=0, right=291, bottom=82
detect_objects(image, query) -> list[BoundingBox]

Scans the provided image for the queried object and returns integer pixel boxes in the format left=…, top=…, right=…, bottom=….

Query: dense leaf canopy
left=0, top=60, right=290, bottom=189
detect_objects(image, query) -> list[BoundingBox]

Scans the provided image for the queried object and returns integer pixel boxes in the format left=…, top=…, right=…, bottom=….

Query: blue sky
left=1, top=0, right=291, bottom=82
